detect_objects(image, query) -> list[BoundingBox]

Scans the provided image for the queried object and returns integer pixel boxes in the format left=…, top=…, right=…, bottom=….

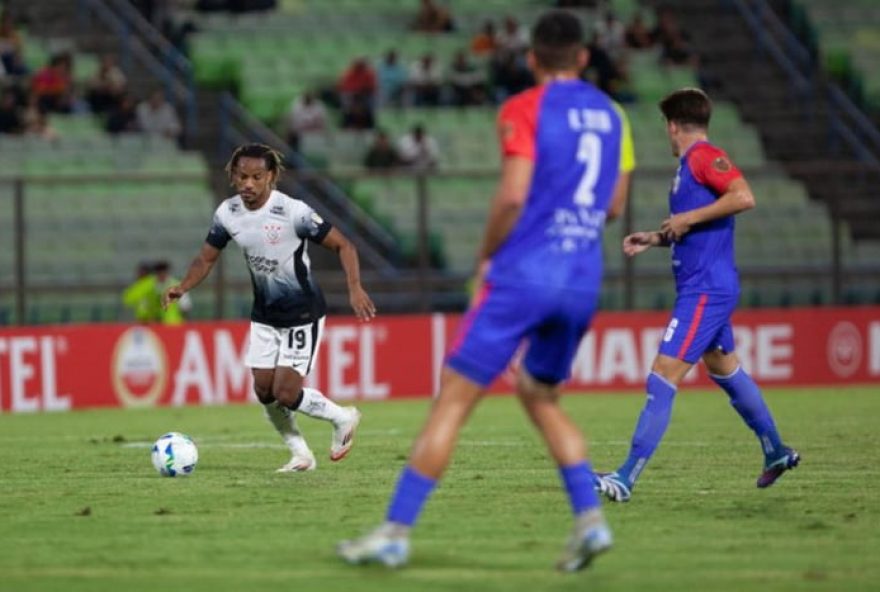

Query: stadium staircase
left=663, top=0, right=880, bottom=245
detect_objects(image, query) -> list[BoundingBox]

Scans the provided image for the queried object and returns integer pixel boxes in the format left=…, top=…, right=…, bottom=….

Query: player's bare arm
left=622, top=230, right=670, bottom=256
left=660, top=177, right=755, bottom=241
left=320, top=227, right=376, bottom=321
left=606, top=171, right=632, bottom=221
left=162, top=242, right=220, bottom=308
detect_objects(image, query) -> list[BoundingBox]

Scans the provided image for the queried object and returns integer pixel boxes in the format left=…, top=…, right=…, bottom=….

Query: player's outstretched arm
left=162, top=243, right=220, bottom=309
left=320, top=227, right=376, bottom=321
left=623, top=231, right=668, bottom=257
left=660, top=177, right=756, bottom=241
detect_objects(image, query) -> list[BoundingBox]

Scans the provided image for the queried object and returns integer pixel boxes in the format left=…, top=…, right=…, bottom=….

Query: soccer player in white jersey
left=162, top=143, right=375, bottom=472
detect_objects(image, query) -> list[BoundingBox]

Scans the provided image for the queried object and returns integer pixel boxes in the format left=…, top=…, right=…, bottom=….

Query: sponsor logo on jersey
left=270, top=205, right=286, bottom=217
left=247, top=254, right=279, bottom=274
left=111, top=327, right=168, bottom=408
left=228, top=202, right=241, bottom=213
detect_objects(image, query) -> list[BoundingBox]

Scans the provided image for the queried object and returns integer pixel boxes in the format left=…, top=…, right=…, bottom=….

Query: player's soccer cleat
left=330, top=407, right=362, bottom=461
left=337, top=523, right=410, bottom=568
left=757, top=447, right=800, bottom=488
left=556, top=509, right=613, bottom=572
left=594, top=472, right=633, bottom=503
left=276, top=452, right=317, bottom=473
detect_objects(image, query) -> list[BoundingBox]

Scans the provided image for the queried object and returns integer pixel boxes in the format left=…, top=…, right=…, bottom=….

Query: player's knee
left=516, top=369, right=559, bottom=404
left=253, top=383, right=275, bottom=404
left=274, top=388, right=302, bottom=409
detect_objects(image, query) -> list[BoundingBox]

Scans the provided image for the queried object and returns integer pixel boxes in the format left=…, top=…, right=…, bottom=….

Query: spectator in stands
left=624, top=12, right=654, bottom=49
left=106, top=93, right=140, bottom=134
left=363, top=129, right=401, bottom=170
left=407, top=52, right=443, bottom=107
left=86, top=54, right=127, bottom=114
left=377, top=50, right=407, bottom=108
left=136, top=89, right=182, bottom=140
left=341, top=95, right=375, bottom=130
left=0, top=88, right=22, bottom=134
left=284, top=91, right=328, bottom=151
left=24, top=108, right=59, bottom=141
left=595, top=11, right=626, bottom=61
left=31, top=53, right=75, bottom=113
left=496, top=16, right=530, bottom=59
left=397, top=124, right=439, bottom=169
left=338, top=57, right=377, bottom=110
left=0, top=11, right=23, bottom=75
left=448, top=49, right=487, bottom=107
left=470, top=21, right=498, bottom=57
left=584, top=32, right=620, bottom=96
left=490, top=50, right=533, bottom=102
left=653, top=6, right=697, bottom=67
left=411, top=0, right=454, bottom=33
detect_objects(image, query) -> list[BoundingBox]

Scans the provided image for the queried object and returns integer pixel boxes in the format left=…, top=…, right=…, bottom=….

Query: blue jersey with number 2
left=487, top=79, right=633, bottom=292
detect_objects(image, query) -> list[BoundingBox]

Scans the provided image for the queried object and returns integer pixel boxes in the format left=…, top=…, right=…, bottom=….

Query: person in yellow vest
left=122, top=260, right=190, bottom=324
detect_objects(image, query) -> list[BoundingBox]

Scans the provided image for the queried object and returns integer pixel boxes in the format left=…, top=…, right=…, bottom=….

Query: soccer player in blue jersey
left=594, top=88, right=800, bottom=503
left=337, top=11, right=636, bottom=572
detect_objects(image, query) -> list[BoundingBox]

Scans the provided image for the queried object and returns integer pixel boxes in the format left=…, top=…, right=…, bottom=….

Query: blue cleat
left=757, top=447, right=800, bottom=489
left=337, top=523, right=410, bottom=568
left=556, top=508, right=613, bottom=572
left=594, top=472, right=633, bottom=503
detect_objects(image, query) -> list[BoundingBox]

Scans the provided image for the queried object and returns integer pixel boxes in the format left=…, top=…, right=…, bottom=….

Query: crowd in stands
left=269, top=1, right=697, bottom=170
left=0, top=9, right=182, bottom=143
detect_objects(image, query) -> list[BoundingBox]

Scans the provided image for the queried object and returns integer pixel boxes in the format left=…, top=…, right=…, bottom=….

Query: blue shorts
left=659, top=293, right=737, bottom=364
left=446, top=283, right=599, bottom=387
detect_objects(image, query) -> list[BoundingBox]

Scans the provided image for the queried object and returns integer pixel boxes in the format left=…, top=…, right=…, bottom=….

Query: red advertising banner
left=0, top=307, right=877, bottom=413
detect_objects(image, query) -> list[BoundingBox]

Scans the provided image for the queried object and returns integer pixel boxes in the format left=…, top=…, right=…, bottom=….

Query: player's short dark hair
left=531, top=10, right=584, bottom=72
left=224, top=143, right=285, bottom=180
left=659, top=88, right=712, bottom=129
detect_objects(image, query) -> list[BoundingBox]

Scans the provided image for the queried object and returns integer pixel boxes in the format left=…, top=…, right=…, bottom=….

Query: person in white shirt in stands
left=397, top=124, right=439, bottom=169
left=136, top=89, right=181, bottom=141
left=284, top=91, right=328, bottom=151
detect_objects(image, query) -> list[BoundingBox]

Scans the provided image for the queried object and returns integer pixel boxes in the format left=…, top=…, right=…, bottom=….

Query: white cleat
left=337, top=523, right=410, bottom=568
left=330, top=408, right=361, bottom=461
left=276, top=452, right=317, bottom=473
left=556, top=508, right=613, bottom=572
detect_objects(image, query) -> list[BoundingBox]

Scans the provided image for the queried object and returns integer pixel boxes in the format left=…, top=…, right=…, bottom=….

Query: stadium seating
left=795, top=0, right=880, bottom=113
left=0, top=118, right=215, bottom=324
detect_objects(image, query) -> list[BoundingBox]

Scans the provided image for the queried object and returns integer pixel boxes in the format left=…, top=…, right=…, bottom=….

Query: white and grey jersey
left=206, top=190, right=332, bottom=327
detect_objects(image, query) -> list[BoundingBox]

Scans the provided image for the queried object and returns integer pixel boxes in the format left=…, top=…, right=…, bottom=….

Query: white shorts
left=245, top=318, right=325, bottom=376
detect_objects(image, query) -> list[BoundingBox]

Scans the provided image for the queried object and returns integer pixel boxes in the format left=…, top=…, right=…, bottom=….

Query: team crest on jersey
left=712, top=156, right=732, bottom=172
left=264, top=223, right=283, bottom=245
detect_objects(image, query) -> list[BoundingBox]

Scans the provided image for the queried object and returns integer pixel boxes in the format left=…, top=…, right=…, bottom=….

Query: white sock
left=263, top=401, right=312, bottom=457
left=296, top=387, right=349, bottom=425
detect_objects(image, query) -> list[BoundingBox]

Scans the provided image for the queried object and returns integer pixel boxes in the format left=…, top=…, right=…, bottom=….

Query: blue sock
left=559, top=461, right=601, bottom=515
left=386, top=466, right=437, bottom=527
left=711, top=366, right=784, bottom=463
left=618, top=372, right=677, bottom=485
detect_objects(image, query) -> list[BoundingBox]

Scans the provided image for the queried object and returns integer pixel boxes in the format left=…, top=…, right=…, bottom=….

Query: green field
left=1, top=387, right=878, bottom=592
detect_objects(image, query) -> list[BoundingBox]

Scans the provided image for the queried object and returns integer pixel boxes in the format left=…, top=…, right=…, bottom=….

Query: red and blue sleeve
left=687, top=144, right=743, bottom=195
left=497, top=87, right=544, bottom=161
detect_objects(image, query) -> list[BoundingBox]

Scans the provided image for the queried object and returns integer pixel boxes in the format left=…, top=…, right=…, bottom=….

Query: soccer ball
left=151, top=432, right=198, bottom=477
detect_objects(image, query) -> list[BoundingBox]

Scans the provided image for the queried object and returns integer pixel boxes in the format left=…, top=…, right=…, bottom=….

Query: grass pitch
left=1, top=387, right=878, bottom=592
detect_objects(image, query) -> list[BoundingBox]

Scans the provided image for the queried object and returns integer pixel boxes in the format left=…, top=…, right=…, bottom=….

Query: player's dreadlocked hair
left=531, top=10, right=584, bottom=72
left=659, top=88, right=713, bottom=130
left=224, top=143, right=285, bottom=184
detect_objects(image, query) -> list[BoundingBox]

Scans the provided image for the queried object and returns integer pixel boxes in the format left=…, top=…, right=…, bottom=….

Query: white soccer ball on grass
left=151, top=432, right=199, bottom=477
